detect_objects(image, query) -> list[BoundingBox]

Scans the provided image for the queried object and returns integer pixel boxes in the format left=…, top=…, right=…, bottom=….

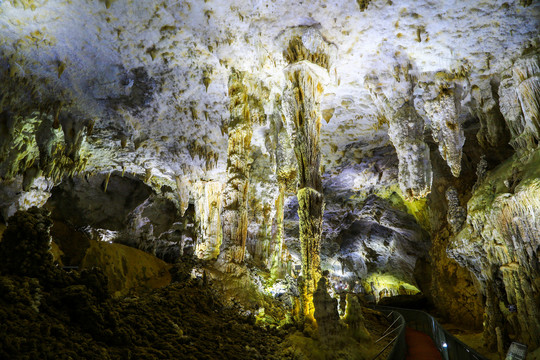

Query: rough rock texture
left=317, top=195, right=429, bottom=293
left=281, top=30, right=331, bottom=320
left=499, top=54, right=540, bottom=153
left=46, top=174, right=152, bottom=230
left=445, top=186, right=466, bottom=234
left=448, top=149, right=540, bottom=349
left=423, top=73, right=467, bottom=177
left=121, top=195, right=179, bottom=255
left=0, top=0, right=539, bottom=356
left=365, top=64, right=432, bottom=199
left=313, top=276, right=341, bottom=339
left=0, top=206, right=53, bottom=277
left=219, top=69, right=257, bottom=269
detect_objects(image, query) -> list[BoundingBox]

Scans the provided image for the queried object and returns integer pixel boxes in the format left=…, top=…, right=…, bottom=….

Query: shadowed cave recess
left=0, top=0, right=539, bottom=359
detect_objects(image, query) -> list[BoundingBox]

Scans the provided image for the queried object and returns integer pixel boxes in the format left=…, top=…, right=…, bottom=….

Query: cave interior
left=0, top=0, right=539, bottom=359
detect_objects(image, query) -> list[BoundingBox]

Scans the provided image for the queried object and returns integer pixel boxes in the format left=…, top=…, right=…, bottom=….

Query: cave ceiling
left=1, top=0, right=537, bottom=193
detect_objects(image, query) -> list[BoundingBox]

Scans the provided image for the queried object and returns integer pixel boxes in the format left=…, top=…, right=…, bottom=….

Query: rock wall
left=448, top=150, right=540, bottom=349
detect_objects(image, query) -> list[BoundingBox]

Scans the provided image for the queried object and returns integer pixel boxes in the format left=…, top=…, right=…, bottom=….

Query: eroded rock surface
left=0, top=0, right=539, bottom=356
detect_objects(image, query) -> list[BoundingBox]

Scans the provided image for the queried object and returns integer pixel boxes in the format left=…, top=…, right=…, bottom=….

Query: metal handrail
left=372, top=308, right=407, bottom=360
left=372, top=305, right=488, bottom=360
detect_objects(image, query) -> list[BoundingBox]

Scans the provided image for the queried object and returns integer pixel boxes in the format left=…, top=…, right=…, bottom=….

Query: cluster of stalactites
left=365, top=65, right=432, bottom=199
left=483, top=187, right=540, bottom=349
left=0, top=108, right=91, bottom=187
left=450, top=163, right=540, bottom=349
left=283, top=36, right=331, bottom=72
left=499, top=54, right=540, bottom=154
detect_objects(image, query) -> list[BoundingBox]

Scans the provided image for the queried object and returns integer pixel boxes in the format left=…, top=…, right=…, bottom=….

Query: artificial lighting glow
left=442, top=342, right=448, bottom=348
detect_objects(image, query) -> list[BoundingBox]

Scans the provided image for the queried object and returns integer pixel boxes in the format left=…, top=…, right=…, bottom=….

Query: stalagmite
left=343, top=294, right=371, bottom=342
left=313, top=275, right=341, bottom=339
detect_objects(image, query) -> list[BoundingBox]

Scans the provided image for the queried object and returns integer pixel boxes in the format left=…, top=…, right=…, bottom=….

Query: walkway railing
left=372, top=305, right=488, bottom=360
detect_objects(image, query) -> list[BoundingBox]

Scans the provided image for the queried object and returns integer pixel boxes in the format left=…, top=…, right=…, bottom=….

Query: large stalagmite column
left=218, top=69, right=253, bottom=271
left=281, top=32, right=332, bottom=320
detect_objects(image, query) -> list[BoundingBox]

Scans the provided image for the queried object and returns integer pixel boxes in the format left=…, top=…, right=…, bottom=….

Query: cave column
left=270, top=181, right=286, bottom=278
left=282, top=61, right=327, bottom=321
left=218, top=69, right=253, bottom=271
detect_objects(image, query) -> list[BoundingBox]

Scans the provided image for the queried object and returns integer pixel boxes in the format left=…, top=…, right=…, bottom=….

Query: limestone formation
left=195, top=181, right=223, bottom=260
left=313, top=276, right=341, bottom=339
left=476, top=155, right=488, bottom=184
left=448, top=151, right=540, bottom=349
left=269, top=109, right=297, bottom=279
left=423, top=74, right=466, bottom=177
left=499, top=54, right=540, bottom=153
left=366, top=70, right=432, bottom=199
left=0, top=0, right=539, bottom=357
left=282, top=31, right=330, bottom=319
left=469, top=81, right=510, bottom=150
left=343, top=294, right=370, bottom=342
left=445, top=186, right=466, bottom=234
left=218, top=70, right=253, bottom=269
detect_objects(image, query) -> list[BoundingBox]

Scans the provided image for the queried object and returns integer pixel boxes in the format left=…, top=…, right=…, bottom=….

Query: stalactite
left=423, top=78, right=465, bottom=177
left=175, top=174, right=190, bottom=217
left=365, top=68, right=432, bottom=199
left=470, top=82, right=509, bottom=150
left=103, top=171, right=111, bottom=193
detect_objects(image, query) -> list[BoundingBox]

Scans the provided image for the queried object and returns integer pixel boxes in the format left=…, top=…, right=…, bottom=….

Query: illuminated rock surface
left=0, top=0, right=539, bottom=358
